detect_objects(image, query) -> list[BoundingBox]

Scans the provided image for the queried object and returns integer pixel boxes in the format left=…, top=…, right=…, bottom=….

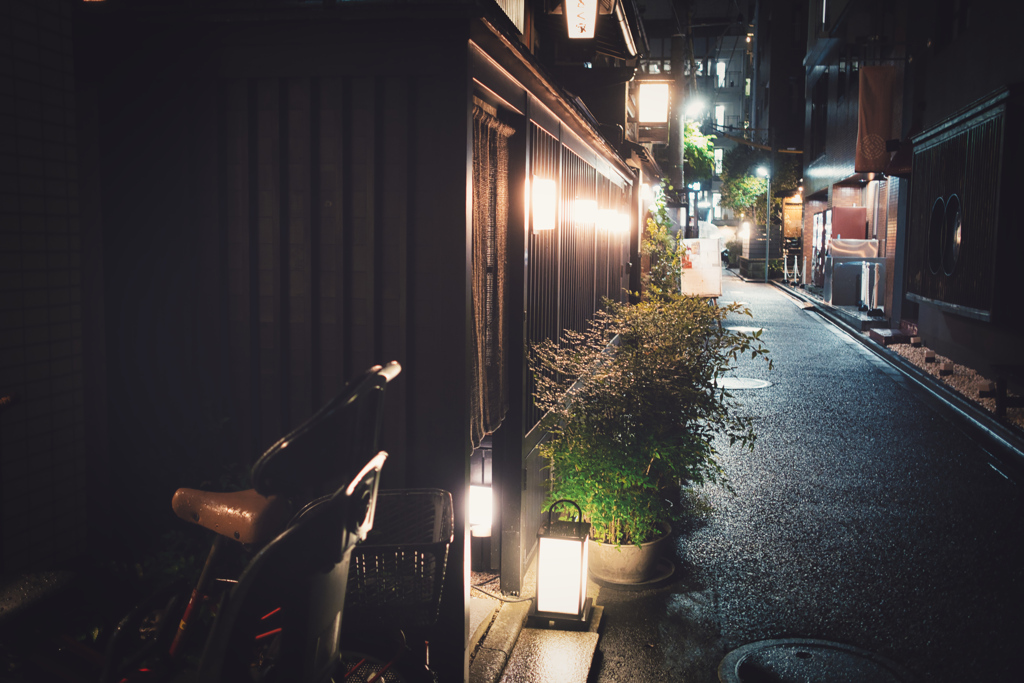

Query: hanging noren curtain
left=471, top=104, right=515, bottom=448
left=855, top=65, right=895, bottom=173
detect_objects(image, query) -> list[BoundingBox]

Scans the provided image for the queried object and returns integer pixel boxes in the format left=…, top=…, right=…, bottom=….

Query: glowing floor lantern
left=533, top=500, right=592, bottom=627
left=469, top=484, right=493, bottom=530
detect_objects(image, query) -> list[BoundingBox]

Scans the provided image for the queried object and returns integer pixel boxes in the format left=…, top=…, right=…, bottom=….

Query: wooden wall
left=0, top=0, right=93, bottom=573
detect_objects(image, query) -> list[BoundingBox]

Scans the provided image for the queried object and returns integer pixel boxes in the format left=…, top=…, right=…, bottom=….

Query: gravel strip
left=887, top=342, right=1024, bottom=430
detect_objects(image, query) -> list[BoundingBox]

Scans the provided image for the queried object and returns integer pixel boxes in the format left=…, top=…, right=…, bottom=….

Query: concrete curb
left=469, top=598, right=533, bottom=683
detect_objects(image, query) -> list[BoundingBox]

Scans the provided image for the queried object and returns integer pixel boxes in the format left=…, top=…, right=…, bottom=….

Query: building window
left=745, top=78, right=751, bottom=96
left=713, top=192, right=721, bottom=219
left=715, top=104, right=725, bottom=128
left=717, top=61, right=726, bottom=88
left=714, top=148, right=723, bottom=175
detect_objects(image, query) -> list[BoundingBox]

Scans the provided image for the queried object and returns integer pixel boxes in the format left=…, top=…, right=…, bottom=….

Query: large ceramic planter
left=588, top=523, right=671, bottom=585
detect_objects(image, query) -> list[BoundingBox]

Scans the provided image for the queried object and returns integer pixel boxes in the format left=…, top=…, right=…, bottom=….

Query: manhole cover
left=719, top=639, right=914, bottom=683
left=724, top=326, right=763, bottom=334
left=714, top=377, right=771, bottom=389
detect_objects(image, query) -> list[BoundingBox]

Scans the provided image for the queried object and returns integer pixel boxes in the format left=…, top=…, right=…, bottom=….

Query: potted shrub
left=531, top=296, right=769, bottom=583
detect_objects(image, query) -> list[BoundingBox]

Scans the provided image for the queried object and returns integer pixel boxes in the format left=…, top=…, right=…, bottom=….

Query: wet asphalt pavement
left=591, top=272, right=1024, bottom=682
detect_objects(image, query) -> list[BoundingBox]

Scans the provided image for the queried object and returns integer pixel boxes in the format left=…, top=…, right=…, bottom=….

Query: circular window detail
left=927, top=196, right=944, bottom=275
left=942, top=194, right=962, bottom=276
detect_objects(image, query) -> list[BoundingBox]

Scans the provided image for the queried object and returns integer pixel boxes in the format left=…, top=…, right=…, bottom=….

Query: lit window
left=713, top=192, right=721, bottom=219
left=715, top=104, right=725, bottom=128
left=745, top=78, right=751, bottom=96
left=717, top=61, right=726, bottom=88
left=714, top=148, right=723, bottom=175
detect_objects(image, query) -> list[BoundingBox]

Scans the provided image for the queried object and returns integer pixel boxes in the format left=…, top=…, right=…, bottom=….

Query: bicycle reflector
left=530, top=499, right=592, bottom=629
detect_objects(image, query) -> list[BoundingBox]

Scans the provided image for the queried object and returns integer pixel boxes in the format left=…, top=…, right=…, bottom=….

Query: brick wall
left=0, top=0, right=89, bottom=572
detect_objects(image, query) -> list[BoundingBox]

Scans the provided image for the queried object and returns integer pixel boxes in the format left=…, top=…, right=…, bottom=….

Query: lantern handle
left=547, top=499, right=583, bottom=524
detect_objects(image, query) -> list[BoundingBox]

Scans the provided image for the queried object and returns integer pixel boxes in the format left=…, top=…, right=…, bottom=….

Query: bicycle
left=337, top=487, right=454, bottom=683
left=101, top=361, right=401, bottom=683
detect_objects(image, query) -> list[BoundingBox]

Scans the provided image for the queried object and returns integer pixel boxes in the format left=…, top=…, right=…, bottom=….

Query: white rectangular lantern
left=533, top=500, right=592, bottom=626
left=469, top=484, right=493, bottom=530
left=566, top=0, right=598, bottom=39
left=638, top=82, right=670, bottom=123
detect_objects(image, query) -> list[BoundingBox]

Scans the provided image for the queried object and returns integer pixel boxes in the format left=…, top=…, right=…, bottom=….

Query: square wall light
left=573, top=199, right=597, bottom=227
left=532, top=176, right=557, bottom=233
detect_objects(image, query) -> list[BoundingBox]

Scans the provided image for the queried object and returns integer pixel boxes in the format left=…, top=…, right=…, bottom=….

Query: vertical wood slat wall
left=524, top=122, right=632, bottom=431
left=906, top=111, right=1003, bottom=314
left=218, top=76, right=412, bottom=476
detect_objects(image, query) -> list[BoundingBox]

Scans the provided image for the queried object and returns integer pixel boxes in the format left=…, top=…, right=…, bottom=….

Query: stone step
left=499, top=608, right=603, bottom=683
left=868, top=328, right=910, bottom=346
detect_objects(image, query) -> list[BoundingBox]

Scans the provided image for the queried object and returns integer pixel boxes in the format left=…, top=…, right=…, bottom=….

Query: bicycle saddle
left=171, top=488, right=292, bottom=546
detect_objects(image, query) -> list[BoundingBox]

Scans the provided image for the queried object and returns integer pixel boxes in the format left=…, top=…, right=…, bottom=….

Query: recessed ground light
left=714, top=377, right=771, bottom=390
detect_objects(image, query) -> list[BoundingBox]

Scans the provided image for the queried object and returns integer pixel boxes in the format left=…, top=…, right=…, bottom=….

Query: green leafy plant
left=531, top=297, right=771, bottom=547
left=725, top=239, right=742, bottom=267
left=641, top=182, right=685, bottom=299
left=683, top=121, right=716, bottom=185
left=719, top=146, right=801, bottom=226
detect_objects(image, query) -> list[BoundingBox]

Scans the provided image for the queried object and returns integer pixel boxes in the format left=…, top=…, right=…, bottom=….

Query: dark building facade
left=2, top=0, right=651, bottom=678
left=898, top=0, right=1024, bottom=375
left=800, top=0, right=908, bottom=317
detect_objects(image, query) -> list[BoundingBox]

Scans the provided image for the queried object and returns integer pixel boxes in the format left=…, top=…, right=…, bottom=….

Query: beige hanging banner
left=855, top=65, right=895, bottom=172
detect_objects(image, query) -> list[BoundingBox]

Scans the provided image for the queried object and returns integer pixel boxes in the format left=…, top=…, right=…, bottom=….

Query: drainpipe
left=614, top=0, right=639, bottom=58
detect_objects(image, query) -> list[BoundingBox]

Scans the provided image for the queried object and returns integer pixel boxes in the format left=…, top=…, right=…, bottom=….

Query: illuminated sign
left=567, top=0, right=598, bottom=39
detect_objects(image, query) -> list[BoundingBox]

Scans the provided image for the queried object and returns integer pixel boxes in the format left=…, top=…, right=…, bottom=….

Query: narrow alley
left=592, top=271, right=1024, bottom=682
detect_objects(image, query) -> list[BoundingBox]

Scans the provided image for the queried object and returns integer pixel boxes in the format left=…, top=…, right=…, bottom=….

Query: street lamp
left=757, top=166, right=771, bottom=283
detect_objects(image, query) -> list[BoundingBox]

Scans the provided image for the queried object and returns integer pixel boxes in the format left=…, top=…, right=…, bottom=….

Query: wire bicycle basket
left=345, top=489, right=454, bottom=632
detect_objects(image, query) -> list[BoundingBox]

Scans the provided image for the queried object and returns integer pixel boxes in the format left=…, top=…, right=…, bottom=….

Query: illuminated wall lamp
left=530, top=499, right=592, bottom=629
left=566, top=0, right=598, bottom=39
left=532, top=176, right=557, bottom=233
left=573, top=199, right=597, bottom=227
left=597, top=208, right=617, bottom=232
left=598, top=210, right=629, bottom=234
left=616, top=213, right=630, bottom=234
